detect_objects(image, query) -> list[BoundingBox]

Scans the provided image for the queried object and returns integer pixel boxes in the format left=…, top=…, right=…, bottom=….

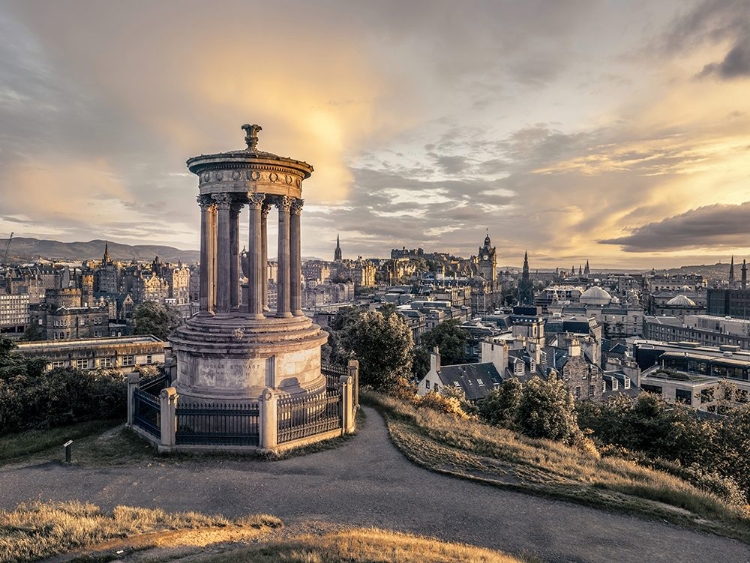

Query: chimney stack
left=430, top=346, right=441, bottom=373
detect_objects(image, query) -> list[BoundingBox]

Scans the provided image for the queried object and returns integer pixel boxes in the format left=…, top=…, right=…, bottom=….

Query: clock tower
left=478, top=233, right=497, bottom=288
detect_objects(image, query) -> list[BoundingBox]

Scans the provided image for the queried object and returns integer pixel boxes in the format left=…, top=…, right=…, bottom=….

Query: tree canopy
left=132, top=301, right=182, bottom=340
left=419, top=320, right=469, bottom=366
left=328, top=307, right=414, bottom=390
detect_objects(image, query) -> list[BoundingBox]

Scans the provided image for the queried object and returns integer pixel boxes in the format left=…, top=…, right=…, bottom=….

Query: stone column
left=230, top=201, right=243, bottom=310
left=339, top=375, right=355, bottom=435
left=276, top=196, right=292, bottom=318
left=261, top=203, right=271, bottom=311
left=126, top=373, right=140, bottom=427
left=197, top=196, right=212, bottom=313
left=348, top=358, right=359, bottom=410
left=159, top=387, right=178, bottom=451
left=259, top=387, right=278, bottom=451
left=247, top=192, right=266, bottom=319
left=290, top=199, right=304, bottom=316
left=208, top=203, right=218, bottom=312
left=213, top=193, right=232, bottom=313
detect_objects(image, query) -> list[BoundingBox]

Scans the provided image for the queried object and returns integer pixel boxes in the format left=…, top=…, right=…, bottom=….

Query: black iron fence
left=133, top=388, right=161, bottom=439
left=322, top=363, right=347, bottom=390
left=175, top=402, right=260, bottom=446
left=140, top=373, right=169, bottom=395
left=277, top=390, right=342, bottom=444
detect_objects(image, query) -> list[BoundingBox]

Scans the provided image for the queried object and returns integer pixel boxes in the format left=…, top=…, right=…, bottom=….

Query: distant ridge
left=0, top=237, right=199, bottom=264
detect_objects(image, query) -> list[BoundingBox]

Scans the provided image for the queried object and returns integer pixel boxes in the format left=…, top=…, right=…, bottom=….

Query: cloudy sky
left=0, top=0, right=749, bottom=269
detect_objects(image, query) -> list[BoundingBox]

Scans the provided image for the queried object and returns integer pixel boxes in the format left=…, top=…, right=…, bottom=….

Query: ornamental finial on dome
left=242, top=123, right=262, bottom=151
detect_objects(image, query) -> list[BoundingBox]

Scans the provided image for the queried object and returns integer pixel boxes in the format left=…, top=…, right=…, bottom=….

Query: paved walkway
left=0, top=408, right=748, bottom=563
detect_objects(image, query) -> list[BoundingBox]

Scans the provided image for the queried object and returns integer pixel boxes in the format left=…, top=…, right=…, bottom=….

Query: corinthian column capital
left=196, top=195, right=213, bottom=209
left=261, top=202, right=272, bottom=218
left=276, top=196, right=292, bottom=213
left=291, top=198, right=304, bottom=216
left=212, top=193, right=231, bottom=210
left=247, top=192, right=266, bottom=209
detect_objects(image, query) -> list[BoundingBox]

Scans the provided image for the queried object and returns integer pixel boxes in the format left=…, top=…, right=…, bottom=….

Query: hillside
left=0, top=237, right=199, bottom=264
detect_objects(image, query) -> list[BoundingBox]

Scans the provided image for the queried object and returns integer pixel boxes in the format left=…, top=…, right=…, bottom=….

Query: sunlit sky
left=1, top=0, right=749, bottom=269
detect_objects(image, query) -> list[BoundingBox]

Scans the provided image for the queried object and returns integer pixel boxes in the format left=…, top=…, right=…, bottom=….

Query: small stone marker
left=63, top=440, right=73, bottom=463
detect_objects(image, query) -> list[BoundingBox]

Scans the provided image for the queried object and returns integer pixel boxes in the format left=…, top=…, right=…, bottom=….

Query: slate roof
left=439, top=362, right=502, bottom=401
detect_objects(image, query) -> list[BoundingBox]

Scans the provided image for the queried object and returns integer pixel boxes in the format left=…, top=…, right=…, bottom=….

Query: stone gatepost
left=348, top=359, right=359, bottom=409
left=126, top=373, right=140, bottom=427
left=339, top=375, right=355, bottom=435
left=159, top=387, right=178, bottom=449
left=259, top=387, right=278, bottom=451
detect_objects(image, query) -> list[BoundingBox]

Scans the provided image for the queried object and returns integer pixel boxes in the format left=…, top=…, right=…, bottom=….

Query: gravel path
left=1, top=408, right=748, bottom=563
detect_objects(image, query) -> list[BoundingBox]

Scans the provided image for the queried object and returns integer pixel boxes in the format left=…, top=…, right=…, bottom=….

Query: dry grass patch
left=0, top=501, right=281, bottom=563
left=196, top=528, right=527, bottom=563
left=363, top=391, right=750, bottom=543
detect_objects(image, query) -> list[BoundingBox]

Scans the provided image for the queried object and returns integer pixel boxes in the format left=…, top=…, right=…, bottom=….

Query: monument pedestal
left=170, top=313, right=327, bottom=403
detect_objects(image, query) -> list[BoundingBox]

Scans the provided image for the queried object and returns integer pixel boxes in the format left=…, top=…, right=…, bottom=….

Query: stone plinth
left=170, top=313, right=327, bottom=402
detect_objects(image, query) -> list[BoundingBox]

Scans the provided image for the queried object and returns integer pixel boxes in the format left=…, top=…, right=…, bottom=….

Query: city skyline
left=1, top=1, right=749, bottom=268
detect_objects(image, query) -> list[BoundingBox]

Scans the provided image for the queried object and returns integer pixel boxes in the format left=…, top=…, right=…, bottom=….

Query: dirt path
left=1, top=408, right=748, bottom=563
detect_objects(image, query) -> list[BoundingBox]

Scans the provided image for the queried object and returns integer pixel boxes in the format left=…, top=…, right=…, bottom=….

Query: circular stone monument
left=169, top=124, right=328, bottom=403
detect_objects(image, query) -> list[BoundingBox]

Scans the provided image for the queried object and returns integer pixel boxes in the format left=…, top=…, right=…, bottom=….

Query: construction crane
left=2, top=232, right=13, bottom=265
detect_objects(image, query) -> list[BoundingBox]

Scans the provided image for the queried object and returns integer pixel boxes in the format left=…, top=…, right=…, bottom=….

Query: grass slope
left=198, top=528, right=527, bottom=563
left=0, top=501, right=282, bottom=563
left=362, top=391, right=750, bottom=543
left=0, top=502, right=526, bottom=563
left=0, top=420, right=124, bottom=464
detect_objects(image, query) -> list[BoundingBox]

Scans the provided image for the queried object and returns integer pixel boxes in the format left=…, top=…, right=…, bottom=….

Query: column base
left=276, top=312, right=294, bottom=318
left=249, top=313, right=265, bottom=320
left=293, top=310, right=304, bottom=317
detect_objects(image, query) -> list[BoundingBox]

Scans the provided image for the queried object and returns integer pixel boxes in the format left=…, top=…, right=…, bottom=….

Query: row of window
left=50, top=355, right=151, bottom=369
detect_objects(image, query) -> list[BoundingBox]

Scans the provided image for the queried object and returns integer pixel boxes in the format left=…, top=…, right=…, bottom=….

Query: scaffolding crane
left=2, top=232, right=13, bottom=265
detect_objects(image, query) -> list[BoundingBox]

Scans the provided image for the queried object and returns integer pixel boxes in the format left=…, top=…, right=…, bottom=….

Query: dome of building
left=666, top=294, right=696, bottom=307
left=580, top=286, right=612, bottom=305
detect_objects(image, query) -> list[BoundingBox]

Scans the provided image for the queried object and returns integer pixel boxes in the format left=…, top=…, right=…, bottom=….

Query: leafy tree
left=0, top=337, right=46, bottom=379
left=515, top=375, right=580, bottom=444
left=411, top=346, right=431, bottom=379
left=479, top=378, right=523, bottom=428
left=419, top=320, right=468, bottom=366
left=132, top=301, right=182, bottom=340
left=22, top=322, right=44, bottom=342
left=339, top=309, right=414, bottom=390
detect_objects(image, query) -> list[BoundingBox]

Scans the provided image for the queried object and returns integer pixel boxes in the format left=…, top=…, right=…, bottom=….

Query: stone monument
left=169, top=124, right=328, bottom=403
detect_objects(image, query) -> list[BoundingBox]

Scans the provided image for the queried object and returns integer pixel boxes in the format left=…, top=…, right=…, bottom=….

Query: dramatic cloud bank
left=0, top=0, right=748, bottom=268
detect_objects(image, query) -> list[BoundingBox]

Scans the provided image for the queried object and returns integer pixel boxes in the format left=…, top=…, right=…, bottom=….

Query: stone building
left=302, top=260, right=331, bottom=284
left=16, top=335, right=165, bottom=371
left=0, top=293, right=29, bottom=336
left=132, top=271, right=171, bottom=304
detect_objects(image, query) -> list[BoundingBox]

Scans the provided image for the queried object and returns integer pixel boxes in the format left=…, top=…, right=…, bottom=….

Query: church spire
left=103, top=241, right=111, bottom=265
left=334, top=234, right=342, bottom=262
left=729, top=256, right=735, bottom=283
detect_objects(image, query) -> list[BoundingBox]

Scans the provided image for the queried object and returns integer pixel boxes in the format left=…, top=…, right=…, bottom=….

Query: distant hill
left=0, top=237, right=199, bottom=264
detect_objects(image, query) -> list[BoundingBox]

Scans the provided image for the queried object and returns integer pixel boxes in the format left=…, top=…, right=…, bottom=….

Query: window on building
left=122, top=355, right=135, bottom=367
left=575, top=386, right=581, bottom=398
left=425, top=380, right=430, bottom=390
left=146, top=355, right=153, bottom=364
left=700, top=388, right=714, bottom=404
left=434, top=383, right=439, bottom=393
left=101, top=358, right=113, bottom=368
left=588, top=385, right=595, bottom=396
left=51, top=361, right=65, bottom=368
left=76, top=359, right=89, bottom=369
